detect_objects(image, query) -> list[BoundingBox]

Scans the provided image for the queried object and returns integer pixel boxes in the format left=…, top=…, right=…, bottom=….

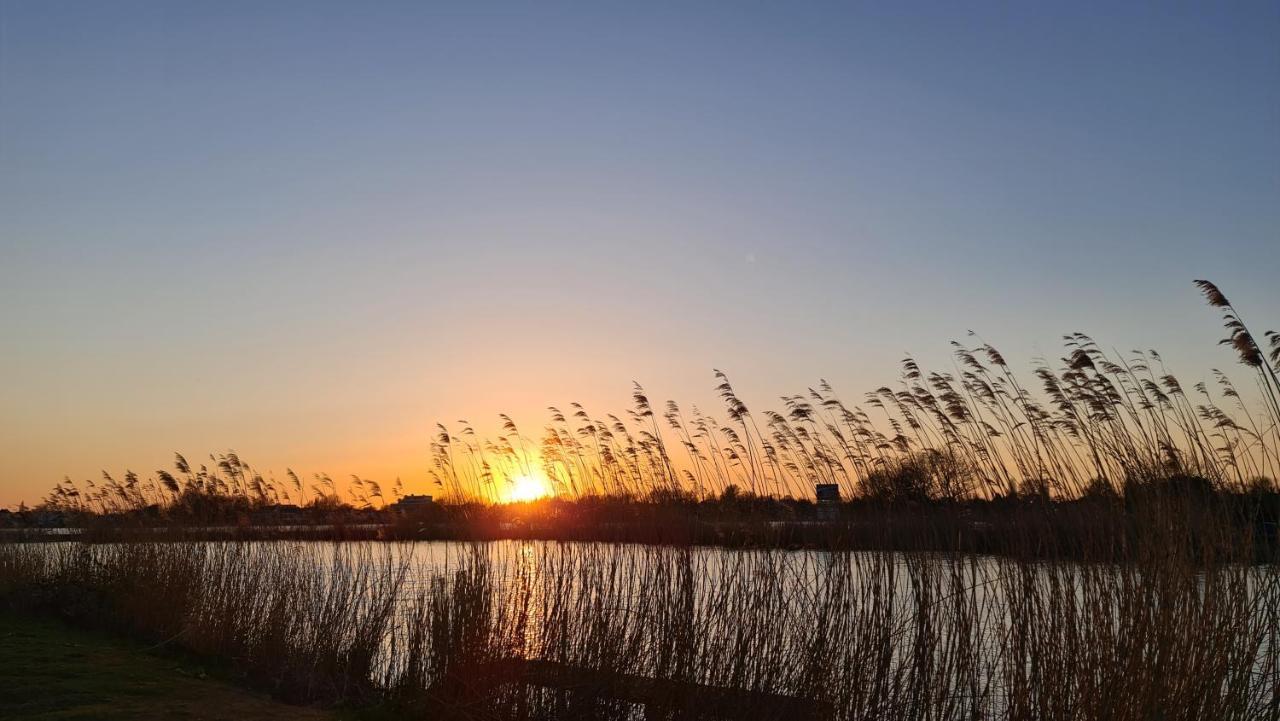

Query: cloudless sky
left=2, top=1, right=1278, bottom=506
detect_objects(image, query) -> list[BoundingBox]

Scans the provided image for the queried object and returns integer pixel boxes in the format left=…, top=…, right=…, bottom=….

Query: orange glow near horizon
left=506, top=474, right=553, bottom=503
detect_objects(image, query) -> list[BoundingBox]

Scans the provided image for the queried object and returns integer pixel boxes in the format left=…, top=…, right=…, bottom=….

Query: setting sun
left=507, top=474, right=552, bottom=503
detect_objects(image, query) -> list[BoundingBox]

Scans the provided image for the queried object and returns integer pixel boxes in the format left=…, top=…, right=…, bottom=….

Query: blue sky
left=2, top=1, right=1277, bottom=503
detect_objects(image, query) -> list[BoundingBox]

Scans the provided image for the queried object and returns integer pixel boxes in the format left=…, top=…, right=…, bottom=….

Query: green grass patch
left=0, top=610, right=344, bottom=720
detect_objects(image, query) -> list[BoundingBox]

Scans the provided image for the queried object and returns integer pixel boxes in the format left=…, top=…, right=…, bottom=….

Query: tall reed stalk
left=2, top=527, right=1277, bottom=720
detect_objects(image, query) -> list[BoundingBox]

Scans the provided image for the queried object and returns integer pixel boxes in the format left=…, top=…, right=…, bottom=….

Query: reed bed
left=415, top=280, right=1279, bottom=504
left=4, top=279, right=1277, bottom=718
left=2, top=531, right=1278, bottom=720
left=38, top=280, right=1277, bottom=513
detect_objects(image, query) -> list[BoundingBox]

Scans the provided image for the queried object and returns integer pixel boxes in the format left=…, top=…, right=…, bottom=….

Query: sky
left=1, top=1, right=1278, bottom=507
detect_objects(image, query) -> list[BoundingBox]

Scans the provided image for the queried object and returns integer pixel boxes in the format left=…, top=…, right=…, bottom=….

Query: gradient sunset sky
left=2, top=1, right=1277, bottom=506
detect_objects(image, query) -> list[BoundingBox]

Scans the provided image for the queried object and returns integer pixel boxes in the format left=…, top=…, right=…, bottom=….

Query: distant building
left=815, top=483, right=841, bottom=503
left=815, top=483, right=840, bottom=521
left=248, top=504, right=306, bottom=525
left=392, top=494, right=434, bottom=511
left=31, top=510, right=67, bottom=528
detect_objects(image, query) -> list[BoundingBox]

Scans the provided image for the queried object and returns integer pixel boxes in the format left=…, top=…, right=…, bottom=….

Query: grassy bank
left=0, top=610, right=343, bottom=720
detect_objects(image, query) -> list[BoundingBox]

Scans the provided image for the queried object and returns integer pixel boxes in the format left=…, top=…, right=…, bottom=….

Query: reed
left=34, top=280, right=1277, bottom=515
left=1, top=526, right=1277, bottom=720
left=412, top=280, right=1277, bottom=505
left=3, top=279, right=1277, bottom=719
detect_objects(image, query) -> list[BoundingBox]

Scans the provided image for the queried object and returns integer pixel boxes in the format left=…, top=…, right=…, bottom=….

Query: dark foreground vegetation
left=2, top=521, right=1278, bottom=720
left=1, top=280, right=1278, bottom=719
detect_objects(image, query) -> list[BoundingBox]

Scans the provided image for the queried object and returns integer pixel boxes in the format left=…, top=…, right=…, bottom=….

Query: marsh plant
left=6, top=279, right=1279, bottom=719
left=1, top=533, right=1278, bottom=720
left=423, top=280, right=1278, bottom=504
left=38, top=280, right=1278, bottom=514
